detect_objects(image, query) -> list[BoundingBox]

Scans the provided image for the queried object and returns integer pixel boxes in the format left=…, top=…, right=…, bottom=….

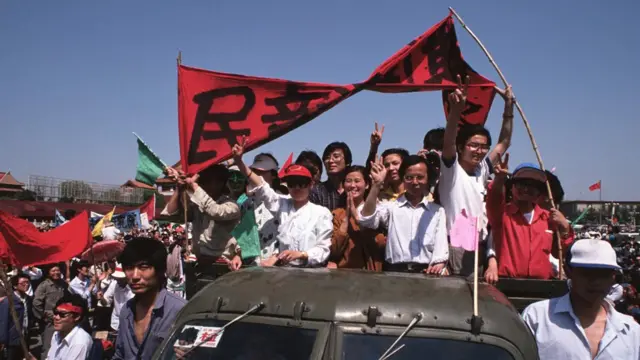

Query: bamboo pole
left=0, top=262, right=29, bottom=356
left=177, top=51, right=190, bottom=247
left=449, top=7, right=564, bottom=279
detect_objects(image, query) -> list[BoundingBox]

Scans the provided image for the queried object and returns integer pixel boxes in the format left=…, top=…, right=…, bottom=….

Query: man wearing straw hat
left=97, top=262, right=133, bottom=332
left=522, top=240, right=640, bottom=359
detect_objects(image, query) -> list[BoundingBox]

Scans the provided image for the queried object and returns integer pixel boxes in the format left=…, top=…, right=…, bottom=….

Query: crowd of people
left=0, top=77, right=638, bottom=359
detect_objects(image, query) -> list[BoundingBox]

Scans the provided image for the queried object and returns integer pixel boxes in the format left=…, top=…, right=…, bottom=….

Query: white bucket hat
left=569, top=239, right=621, bottom=271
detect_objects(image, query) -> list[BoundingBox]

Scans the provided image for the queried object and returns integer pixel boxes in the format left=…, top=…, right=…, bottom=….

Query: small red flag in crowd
left=0, top=211, right=92, bottom=266
left=588, top=180, right=601, bottom=191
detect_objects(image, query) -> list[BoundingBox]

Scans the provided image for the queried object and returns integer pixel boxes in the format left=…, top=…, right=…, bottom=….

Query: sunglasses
left=53, top=310, right=76, bottom=318
left=513, top=179, right=544, bottom=192
left=287, top=177, right=311, bottom=189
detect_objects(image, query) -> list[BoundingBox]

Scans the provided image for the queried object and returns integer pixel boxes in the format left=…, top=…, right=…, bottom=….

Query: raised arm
left=442, top=75, right=469, bottom=163
left=232, top=136, right=282, bottom=213
left=361, top=157, right=386, bottom=218
left=365, top=123, right=384, bottom=172
left=488, top=86, right=515, bottom=165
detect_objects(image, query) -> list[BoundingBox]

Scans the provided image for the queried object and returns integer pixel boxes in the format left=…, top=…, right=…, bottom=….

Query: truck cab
left=154, top=267, right=540, bottom=359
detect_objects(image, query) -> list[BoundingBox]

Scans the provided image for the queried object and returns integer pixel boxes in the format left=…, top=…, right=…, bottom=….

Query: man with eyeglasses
left=44, top=294, right=93, bottom=360
left=485, top=157, right=574, bottom=282
left=309, top=142, right=352, bottom=211
left=439, top=76, right=514, bottom=277
left=360, top=155, right=448, bottom=274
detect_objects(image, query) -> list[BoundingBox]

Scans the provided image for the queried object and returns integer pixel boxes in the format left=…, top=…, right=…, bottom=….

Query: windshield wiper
left=178, top=302, right=265, bottom=358
left=377, top=313, right=422, bottom=360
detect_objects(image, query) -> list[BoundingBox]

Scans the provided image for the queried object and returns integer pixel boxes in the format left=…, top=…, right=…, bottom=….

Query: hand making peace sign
left=447, top=74, right=469, bottom=115
left=370, top=122, right=385, bottom=146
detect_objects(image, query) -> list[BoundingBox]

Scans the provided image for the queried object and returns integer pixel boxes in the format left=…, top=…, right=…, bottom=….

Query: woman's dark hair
left=399, top=155, right=429, bottom=179
left=118, top=237, right=168, bottom=282
left=198, top=164, right=230, bottom=186
left=55, top=293, right=88, bottom=321
left=381, top=148, right=409, bottom=162
left=456, top=125, right=492, bottom=153
left=423, top=127, right=445, bottom=151
left=322, top=142, right=352, bottom=167
left=296, top=151, right=323, bottom=178
left=344, top=165, right=371, bottom=199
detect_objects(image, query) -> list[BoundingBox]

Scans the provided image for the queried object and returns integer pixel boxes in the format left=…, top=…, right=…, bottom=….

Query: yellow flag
left=92, top=207, right=115, bottom=237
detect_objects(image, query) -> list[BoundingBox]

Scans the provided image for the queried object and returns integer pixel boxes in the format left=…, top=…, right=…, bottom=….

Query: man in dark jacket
left=0, top=286, right=25, bottom=360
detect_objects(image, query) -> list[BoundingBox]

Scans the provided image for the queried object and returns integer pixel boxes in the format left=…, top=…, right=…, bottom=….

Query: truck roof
left=180, top=267, right=537, bottom=355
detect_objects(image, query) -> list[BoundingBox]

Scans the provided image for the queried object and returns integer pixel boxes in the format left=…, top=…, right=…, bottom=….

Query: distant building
left=121, top=179, right=156, bottom=191
left=0, top=171, right=25, bottom=197
left=560, top=200, right=640, bottom=226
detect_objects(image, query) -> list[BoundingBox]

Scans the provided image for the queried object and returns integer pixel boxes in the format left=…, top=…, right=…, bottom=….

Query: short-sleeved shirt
left=438, top=156, right=492, bottom=237
left=113, top=288, right=187, bottom=360
left=522, top=293, right=640, bottom=359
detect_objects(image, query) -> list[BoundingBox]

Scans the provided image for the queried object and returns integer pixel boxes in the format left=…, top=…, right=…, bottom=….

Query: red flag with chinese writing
left=365, top=15, right=496, bottom=125
left=589, top=181, right=601, bottom=191
left=178, top=67, right=358, bottom=174
left=178, top=14, right=496, bottom=175
left=0, top=211, right=92, bottom=266
left=138, top=194, right=156, bottom=221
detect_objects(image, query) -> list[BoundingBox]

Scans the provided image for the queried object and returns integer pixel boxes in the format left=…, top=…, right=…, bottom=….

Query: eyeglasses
left=513, top=180, right=544, bottom=193
left=466, top=143, right=490, bottom=152
left=323, top=153, right=344, bottom=162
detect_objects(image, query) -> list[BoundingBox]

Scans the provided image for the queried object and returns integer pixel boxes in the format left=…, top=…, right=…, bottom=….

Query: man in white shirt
left=68, top=261, right=97, bottom=308
left=522, top=239, right=640, bottom=359
left=439, top=76, right=514, bottom=277
left=45, top=294, right=93, bottom=360
left=360, top=155, right=448, bottom=273
left=97, top=263, right=134, bottom=331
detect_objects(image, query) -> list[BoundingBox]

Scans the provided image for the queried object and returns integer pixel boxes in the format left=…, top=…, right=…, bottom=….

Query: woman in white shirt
left=231, top=137, right=332, bottom=267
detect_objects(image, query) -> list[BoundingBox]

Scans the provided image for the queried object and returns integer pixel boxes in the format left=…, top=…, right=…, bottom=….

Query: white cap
left=569, top=239, right=621, bottom=271
left=249, top=154, right=278, bottom=172
left=112, top=263, right=126, bottom=279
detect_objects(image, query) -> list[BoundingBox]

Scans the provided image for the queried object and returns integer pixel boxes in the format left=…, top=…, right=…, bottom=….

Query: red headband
left=56, top=303, right=82, bottom=314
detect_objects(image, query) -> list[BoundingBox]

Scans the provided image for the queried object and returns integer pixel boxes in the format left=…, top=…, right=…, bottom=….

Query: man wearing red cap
left=232, top=137, right=332, bottom=267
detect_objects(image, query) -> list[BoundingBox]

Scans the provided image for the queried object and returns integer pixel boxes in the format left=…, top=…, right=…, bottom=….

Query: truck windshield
left=160, top=319, right=317, bottom=360
left=342, top=333, right=516, bottom=360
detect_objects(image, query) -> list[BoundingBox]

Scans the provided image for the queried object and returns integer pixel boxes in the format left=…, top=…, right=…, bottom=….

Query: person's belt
left=385, top=262, right=429, bottom=273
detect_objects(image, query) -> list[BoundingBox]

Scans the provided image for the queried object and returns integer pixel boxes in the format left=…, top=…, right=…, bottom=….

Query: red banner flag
left=0, top=211, right=92, bottom=266
left=179, top=67, right=358, bottom=174
left=588, top=181, right=601, bottom=192
left=138, top=194, right=156, bottom=221
left=178, top=14, right=495, bottom=174
left=365, top=15, right=495, bottom=125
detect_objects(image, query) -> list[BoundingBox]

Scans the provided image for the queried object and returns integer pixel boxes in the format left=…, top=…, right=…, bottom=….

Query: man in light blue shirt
left=522, top=239, right=640, bottom=359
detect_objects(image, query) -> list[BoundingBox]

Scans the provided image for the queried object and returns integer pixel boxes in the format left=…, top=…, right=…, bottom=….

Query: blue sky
left=1, top=1, right=638, bottom=201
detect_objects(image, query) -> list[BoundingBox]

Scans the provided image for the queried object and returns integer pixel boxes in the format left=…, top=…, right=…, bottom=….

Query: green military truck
left=153, top=267, right=555, bottom=359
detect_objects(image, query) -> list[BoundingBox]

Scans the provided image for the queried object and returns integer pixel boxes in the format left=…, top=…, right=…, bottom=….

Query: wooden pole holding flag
left=0, top=261, right=30, bottom=356
left=177, top=50, right=190, bottom=246
left=599, top=182, right=603, bottom=225
left=449, top=8, right=564, bottom=279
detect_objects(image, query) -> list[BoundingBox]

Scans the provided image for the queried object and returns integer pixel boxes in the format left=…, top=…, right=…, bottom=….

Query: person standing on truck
left=522, top=239, right=640, bottom=359
left=231, top=136, right=333, bottom=268
left=484, top=157, right=574, bottom=283
left=113, top=237, right=187, bottom=360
